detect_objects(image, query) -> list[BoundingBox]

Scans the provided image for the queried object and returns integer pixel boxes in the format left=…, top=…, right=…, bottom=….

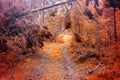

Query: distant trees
left=105, top=0, right=120, bottom=42
left=84, top=0, right=119, bottom=43
left=105, top=0, right=120, bottom=8
left=85, top=0, right=89, bottom=6
left=85, top=0, right=99, bottom=8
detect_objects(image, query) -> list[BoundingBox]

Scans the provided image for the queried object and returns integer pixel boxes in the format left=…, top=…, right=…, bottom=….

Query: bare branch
left=86, top=62, right=102, bottom=74
left=31, top=1, right=76, bottom=12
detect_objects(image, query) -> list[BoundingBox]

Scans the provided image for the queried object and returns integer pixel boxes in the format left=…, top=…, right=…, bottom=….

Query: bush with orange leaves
left=0, top=1, right=52, bottom=76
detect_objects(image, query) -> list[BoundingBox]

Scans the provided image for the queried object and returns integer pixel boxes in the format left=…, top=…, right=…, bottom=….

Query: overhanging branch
left=31, top=1, right=76, bottom=12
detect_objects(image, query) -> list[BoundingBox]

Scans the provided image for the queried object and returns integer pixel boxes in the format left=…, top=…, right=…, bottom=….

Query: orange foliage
left=87, top=75, right=105, bottom=80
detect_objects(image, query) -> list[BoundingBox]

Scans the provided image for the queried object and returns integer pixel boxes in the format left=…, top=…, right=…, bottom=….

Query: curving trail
left=0, top=35, right=86, bottom=80
left=25, top=42, right=86, bottom=80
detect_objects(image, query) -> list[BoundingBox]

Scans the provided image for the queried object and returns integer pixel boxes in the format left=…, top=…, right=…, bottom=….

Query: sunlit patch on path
left=41, top=44, right=65, bottom=80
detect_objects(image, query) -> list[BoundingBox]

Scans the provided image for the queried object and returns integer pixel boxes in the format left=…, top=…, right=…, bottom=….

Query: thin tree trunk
left=113, top=8, right=117, bottom=42
left=42, top=0, right=45, bottom=24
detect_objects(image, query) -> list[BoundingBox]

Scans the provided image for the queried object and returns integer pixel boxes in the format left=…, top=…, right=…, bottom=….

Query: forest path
left=25, top=41, right=85, bottom=80
left=0, top=34, right=85, bottom=80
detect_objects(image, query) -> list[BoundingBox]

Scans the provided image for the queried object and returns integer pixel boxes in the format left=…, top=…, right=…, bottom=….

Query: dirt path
left=25, top=45, right=57, bottom=80
left=0, top=41, right=86, bottom=80
left=25, top=43, right=86, bottom=80
left=62, top=46, right=85, bottom=80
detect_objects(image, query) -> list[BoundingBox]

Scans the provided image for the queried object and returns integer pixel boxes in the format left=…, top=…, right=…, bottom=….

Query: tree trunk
left=113, top=8, right=117, bottom=42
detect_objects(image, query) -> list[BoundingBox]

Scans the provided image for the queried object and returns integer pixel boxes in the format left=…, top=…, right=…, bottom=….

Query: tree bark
left=113, top=8, right=117, bottom=42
